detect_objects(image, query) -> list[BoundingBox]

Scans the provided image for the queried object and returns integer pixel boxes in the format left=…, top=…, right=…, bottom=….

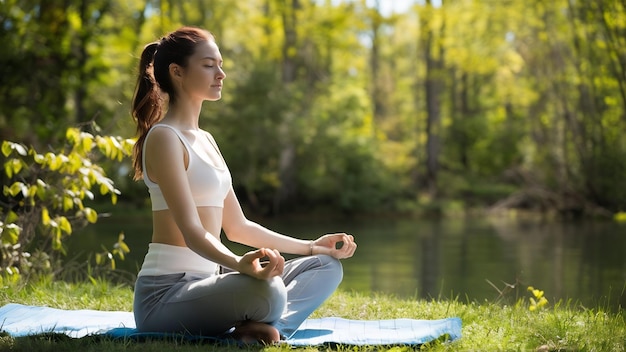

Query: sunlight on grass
left=0, top=279, right=624, bottom=351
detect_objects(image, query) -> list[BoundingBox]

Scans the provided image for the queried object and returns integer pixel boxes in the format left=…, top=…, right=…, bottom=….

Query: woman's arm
left=221, top=188, right=357, bottom=259
left=145, top=127, right=284, bottom=278
left=221, top=188, right=310, bottom=254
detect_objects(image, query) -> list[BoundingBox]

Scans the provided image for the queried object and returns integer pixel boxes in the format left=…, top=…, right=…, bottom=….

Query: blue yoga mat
left=0, top=303, right=462, bottom=346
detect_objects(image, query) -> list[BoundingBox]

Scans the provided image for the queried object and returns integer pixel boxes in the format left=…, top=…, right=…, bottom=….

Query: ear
left=169, top=63, right=182, bottom=79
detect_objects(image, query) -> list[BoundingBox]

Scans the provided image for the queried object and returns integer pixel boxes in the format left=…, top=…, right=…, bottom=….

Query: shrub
left=1, top=127, right=134, bottom=279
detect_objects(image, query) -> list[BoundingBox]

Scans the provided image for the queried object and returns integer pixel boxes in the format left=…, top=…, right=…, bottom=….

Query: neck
left=162, top=98, right=204, bottom=130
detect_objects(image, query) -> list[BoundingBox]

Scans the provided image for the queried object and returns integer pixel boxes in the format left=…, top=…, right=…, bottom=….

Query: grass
left=0, top=278, right=624, bottom=351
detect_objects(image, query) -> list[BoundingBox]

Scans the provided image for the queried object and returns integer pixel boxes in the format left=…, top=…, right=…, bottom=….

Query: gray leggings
left=133, top=254, right=342, bottom=338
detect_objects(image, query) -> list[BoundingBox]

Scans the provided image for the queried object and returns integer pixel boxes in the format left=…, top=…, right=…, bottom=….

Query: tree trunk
left=370, top=0, right=385, bottom=123
left=274, top=0, right=301, bottom=213
left=420, top=0, right=445, bottom=195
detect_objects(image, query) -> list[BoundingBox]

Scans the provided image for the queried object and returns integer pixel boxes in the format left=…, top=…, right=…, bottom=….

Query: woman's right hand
left=237, top=248, right=285, bottom=280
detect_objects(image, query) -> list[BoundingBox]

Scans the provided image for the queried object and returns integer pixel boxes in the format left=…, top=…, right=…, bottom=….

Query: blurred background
left=1, top=0, right=625, bottom=309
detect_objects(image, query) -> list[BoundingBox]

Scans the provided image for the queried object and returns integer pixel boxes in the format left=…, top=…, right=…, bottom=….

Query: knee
left=318, top=254, right=343, bottom=284
left=248, top=276, right=287, bottom=323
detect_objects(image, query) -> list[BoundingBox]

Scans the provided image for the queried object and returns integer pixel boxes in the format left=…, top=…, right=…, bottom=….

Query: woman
left=130, top=26, right=357, bottom=344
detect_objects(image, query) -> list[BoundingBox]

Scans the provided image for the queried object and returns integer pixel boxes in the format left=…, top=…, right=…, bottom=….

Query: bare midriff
left=150, top=206, right=223, bottom=246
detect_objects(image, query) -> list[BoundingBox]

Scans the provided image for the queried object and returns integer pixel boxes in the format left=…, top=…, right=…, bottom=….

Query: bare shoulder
left=147, top=125, right=179, bottom=143
left=144, top=126, right=186, bottom=169
left=145, top=126, right=181, bottom=152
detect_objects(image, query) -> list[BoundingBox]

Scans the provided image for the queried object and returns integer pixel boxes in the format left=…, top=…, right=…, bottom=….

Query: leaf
left=49, top=156, right=61, bottom=171
left=63, top=195, right=74, bottom=211
left=1, top=223, right=21, bottom=244
left=12, top=143, right=27, bottom=156
left=9, top=159, right=23, bottom=176
left=123, top=139, right=136, bottom=155
left=19, top=183, right=29, bottom=197
left=117, top=232, right=130, bottom=253
left=6, top=210, right=19, bottom=223
left=1, top=141, right=12, bottom=157
left=41, top=207, right=51, bottom=225
left=8, top=182, right=24, bottom=197
left=52, top=227, right=62, bottom=250
left=98, top=137, right=112, bottom=158
left=3, top=159, right=23, bottom=178
left=28, top=185, right=38, bottom=198
left=66, top=128, right=80, bottom=144
left=80, top=132, right=94, bottom=153
left=4, top=161, right=13, bottom=178
left=35, top=181, right=47, bottom=200
left=44, top=153, right=56, bottom=169
left=65, top=152, right=83, bottom=173
left=58, top=216, right=72, bottom=235
left=119, top=240, right=130, bottom=254
left=95, top=253, right=103, bottom=265
left=100, top=183, right=108, bottom=195
left=83, top=208, right=98, bottom=223
left=33, top=153, right=45, bottom=164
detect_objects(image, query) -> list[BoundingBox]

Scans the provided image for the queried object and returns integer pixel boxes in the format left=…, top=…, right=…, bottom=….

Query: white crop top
left=142, top=124, right=232, bottom=211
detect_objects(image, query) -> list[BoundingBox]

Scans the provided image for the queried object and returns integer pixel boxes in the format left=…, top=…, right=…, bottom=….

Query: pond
left=69, top=210, right=626, bottom=311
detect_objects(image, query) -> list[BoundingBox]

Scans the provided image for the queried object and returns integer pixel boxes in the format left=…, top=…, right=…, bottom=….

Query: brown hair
left=131, top=27, right=215, bottom=180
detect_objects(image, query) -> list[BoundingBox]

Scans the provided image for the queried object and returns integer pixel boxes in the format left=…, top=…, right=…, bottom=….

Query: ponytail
left=131, top=42, right=161, bottom=180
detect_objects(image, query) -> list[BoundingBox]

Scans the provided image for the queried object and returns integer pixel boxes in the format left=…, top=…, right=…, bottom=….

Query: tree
left=418, top=0, right=445, bottom=195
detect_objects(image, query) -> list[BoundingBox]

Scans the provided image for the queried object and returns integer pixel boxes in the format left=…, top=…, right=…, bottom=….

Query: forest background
left=1, top=0, right=625, bottom=219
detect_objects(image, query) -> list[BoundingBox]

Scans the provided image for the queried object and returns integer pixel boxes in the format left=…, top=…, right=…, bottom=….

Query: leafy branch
left=1, top=127, right=135, bottom=278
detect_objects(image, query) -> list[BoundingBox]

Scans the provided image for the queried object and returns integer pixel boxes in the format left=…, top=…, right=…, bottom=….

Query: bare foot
left=231, top=321, right=280, bottom=345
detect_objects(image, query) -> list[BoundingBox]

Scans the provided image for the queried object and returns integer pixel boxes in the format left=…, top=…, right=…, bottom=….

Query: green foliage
left=0, top=127, right=134, bottom=278
left=296, top=81, right=398, bottom=212
left=1, top=0, right=625, bottom=216
left=95, top=232, right=131, bottom=271
left=527, top=286, right=549, bottom=312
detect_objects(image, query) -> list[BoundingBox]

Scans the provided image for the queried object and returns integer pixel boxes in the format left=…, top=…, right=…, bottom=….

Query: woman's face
left=178, top=40, right=226, bottom=102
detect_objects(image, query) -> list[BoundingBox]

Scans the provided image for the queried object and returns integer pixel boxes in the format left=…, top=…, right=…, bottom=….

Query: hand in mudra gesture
left=238, top=248, right=285, bottom=280
left=312, top=233, right=357, bottom=259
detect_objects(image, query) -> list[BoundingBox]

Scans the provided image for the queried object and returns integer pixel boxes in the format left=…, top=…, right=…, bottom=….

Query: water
left=69, top=211, right=626, bottom=310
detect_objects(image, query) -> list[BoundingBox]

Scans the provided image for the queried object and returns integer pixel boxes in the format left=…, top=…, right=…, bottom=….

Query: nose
left=217, top=66, right=226, bottom=80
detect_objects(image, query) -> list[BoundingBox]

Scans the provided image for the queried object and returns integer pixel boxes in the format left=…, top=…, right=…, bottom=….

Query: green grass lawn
left=0, top=278, right=624, bottom=351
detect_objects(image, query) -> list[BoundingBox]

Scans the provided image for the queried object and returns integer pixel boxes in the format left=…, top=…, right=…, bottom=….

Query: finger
left=265, top=248, right=283, bottom=266
left=265, top=249, right=284, bottom=274
left=251, top=248, right=268, bottom=260
left=274, top=250, right=285, bottom=274
left=260, top=249, right=284, bottom=277
left=347, top=242, right=357, bottom=257
left=340, top=240, right=356, bottom=258
left=261, top=248, right=278, bottom=267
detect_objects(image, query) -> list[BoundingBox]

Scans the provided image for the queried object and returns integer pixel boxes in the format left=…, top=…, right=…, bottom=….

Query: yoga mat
left=0, top=303, right=462, bottom=346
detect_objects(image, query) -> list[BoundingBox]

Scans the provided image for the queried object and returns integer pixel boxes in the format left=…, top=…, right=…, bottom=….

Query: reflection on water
left=69, top=212, right=626, bottom=310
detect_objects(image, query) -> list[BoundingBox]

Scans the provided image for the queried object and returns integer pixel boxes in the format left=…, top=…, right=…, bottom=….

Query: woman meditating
left=130, top=26, right=357, bottom=344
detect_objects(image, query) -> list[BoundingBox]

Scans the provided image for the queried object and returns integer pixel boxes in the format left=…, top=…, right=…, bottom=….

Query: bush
left=0, top=127, right=134, bottom=279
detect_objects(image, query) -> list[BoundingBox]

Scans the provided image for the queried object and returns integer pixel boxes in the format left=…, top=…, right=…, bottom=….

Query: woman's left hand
left=311, top=233, right=357, bottom=259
